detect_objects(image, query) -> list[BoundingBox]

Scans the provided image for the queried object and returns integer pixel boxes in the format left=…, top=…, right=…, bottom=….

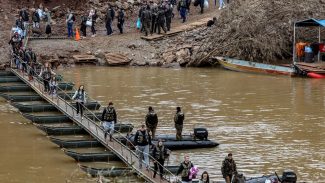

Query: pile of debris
left=159, top=0, right=325, bottom=67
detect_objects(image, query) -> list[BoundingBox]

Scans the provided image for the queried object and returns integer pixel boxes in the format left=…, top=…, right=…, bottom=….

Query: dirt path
left=1, top=0, right=221, bottom=67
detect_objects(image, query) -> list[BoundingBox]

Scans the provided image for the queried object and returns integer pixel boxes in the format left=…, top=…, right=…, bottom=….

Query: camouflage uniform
left=221, top=156, right=237, bottom=183
left=174, top=111, right=184, bottom=140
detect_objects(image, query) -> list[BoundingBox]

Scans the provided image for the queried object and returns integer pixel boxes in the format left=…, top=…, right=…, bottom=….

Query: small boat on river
left=12, top=100, right=101, bottom=112
left=126, top=128, right=219, bottom=150
left=217, top=57, right=295, bottom=76
left=37, top=122, right=134, bottom=135
left=78, top=164, right=180, bottom=177
left=63, top=148, right=120, bottom=162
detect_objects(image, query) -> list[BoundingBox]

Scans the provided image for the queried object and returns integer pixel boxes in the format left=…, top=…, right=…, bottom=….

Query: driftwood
left=188, top=0, right=325, bottom=66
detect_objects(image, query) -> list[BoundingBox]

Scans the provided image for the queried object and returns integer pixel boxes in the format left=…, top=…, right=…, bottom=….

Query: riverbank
left=0, top=0, right=220, bottom=68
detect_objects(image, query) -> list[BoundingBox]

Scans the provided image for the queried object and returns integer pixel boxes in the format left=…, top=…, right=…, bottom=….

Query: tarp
left=295, top=18, right=325, bottom=27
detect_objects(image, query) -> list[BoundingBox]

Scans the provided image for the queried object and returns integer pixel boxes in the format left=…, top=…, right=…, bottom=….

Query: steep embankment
left=157, top=0, right=325, bottom=67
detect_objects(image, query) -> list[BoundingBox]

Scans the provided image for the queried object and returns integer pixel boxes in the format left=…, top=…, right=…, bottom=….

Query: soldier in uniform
left=150, top=3, right=158, bottom=34
left=157, top=5, right=167, bottom=34
left=221, top=153, right=237, bottom=183
left=165, top=1, right=173, bottom=31
left=101, top=102, right=117, bottom=141
left=141, top=5, right=152, bottom=36
left=174, top=107, right=185, bottom=140
left=145, top=106, right=158, bottom=138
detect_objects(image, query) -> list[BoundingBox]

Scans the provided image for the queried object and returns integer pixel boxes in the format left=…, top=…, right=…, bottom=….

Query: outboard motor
left=194, top=128, right=208, bottom=140
left=282, top=170, right=297, bottom=183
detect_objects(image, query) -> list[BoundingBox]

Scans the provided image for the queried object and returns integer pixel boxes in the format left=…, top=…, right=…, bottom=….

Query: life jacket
left=137, top=130, right=149, bottom=144
left=180, top=0, right=187, bottom=8
left=181, top=161, right=192, bottom=178
left=42, top=68, right=51, bottom=80
left=154, top=146, right=165, bottom=160
left=146, top=111, right=158, bottom=126
left=75, top=90, right=84, bottom=101
left=104, top=107, right=115, bottom=122
left=175, top=112, right=184, bottom=125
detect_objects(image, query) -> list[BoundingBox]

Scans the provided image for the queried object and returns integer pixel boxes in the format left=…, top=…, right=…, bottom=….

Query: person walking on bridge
left=176, top=154, right=194, bottom=183
left=38, top=62, right=55, bottom=93
left=72, top=85, right=87, bottom=119
left=152, top=139, right=170, bottom=179
left=134, top=124, right=152, bottom=170
left=174, top=107, right=185, bottom=140
left=145, top=106, right=158, bottom=139
left=101, top=102, right=117, bottom=141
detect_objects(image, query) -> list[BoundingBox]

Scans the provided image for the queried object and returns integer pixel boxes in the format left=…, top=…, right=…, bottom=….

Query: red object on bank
left=319, top=43, right=325, bottom=52
left=307, top=72, right=325, bottom=78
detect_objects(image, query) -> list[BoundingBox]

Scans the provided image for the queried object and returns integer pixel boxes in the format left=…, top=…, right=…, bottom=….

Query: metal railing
left=9, top=54, right=180, bottom=183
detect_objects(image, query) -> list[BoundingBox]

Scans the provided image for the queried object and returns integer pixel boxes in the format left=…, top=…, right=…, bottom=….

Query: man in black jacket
left=101, top=102, right=117, bottom=141
left=134, top=124, right=152, bottom=169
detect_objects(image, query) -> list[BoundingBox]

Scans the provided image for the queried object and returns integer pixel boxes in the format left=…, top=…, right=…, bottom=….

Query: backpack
left=71, top=14, right=76, bottom=21
left=32, top=12, right=39, bottom=22
left=137, top=130, right=149, bottom=144
left=146, top=112, right=158, bottom=126
left=104, top=107, right=115, bottom=122
left=21, top=10, right=29, bottom=21
left=180, top=0, right=187, bottom=7
left=175, top=112, right=184, bottom=125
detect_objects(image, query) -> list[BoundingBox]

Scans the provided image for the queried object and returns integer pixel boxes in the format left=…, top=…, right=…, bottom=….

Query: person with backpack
left=89, top=9, right=98, bottom=37
left=105, top=6, right=115, bottom=36
left=38, top=62, right=55, bottom=93
left=32, top=8, right=40, bottom=29
left=101, top=102, right=117, bottom=141
left=174, top=107, right=185, bottom=140
left=134, top=124, right=152, bottom=170
left=145, top=106, right=158, bottom=139
left=80, top=15, right=87, bottom=38
left=19, top=7, right=29, bottom=38
left=49, top=76, right=58, bottom=97
left=141, top=5, right=152, bottom=36
left=176, top=154, right=194, bottom=183
left=72, top=85, right=87, bottom=119
left=66, top=8, right=75, bottom=38
left=152, top=139, right=170, bottom=179
left=44, top=8, right=52, bottom=37
left=117, top=8, right=125, bottom=34
left=177, top=0, right=188, bottom=23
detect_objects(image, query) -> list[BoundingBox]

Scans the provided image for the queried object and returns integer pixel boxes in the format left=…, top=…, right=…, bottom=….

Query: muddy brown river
left=1, top=66, right=325, bottom=182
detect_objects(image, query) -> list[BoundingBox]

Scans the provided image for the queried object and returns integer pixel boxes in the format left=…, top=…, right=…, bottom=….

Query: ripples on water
left=1, top=67, right=323, bottom=182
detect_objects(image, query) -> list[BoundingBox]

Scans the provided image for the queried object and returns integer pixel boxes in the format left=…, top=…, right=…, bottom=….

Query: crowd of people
left=10, top=0, right=230, bottom=40
left=94, top=96, right=237, bottom=183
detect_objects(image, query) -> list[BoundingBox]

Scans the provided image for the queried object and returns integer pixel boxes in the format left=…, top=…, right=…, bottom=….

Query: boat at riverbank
left=37, top=123, right=134, bottom=135
left=217, top=57, right=295, bottom=76
left=63, top=149, right=120, bottom=162
left=12, top=100, right=101, bottom=112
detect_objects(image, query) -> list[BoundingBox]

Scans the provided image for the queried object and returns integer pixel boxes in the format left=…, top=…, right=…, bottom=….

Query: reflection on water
left=1, top=66, right=325, bottom=182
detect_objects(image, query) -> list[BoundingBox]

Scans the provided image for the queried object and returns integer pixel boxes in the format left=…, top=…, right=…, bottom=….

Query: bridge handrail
left=10, top=53, right=180, bottom=183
